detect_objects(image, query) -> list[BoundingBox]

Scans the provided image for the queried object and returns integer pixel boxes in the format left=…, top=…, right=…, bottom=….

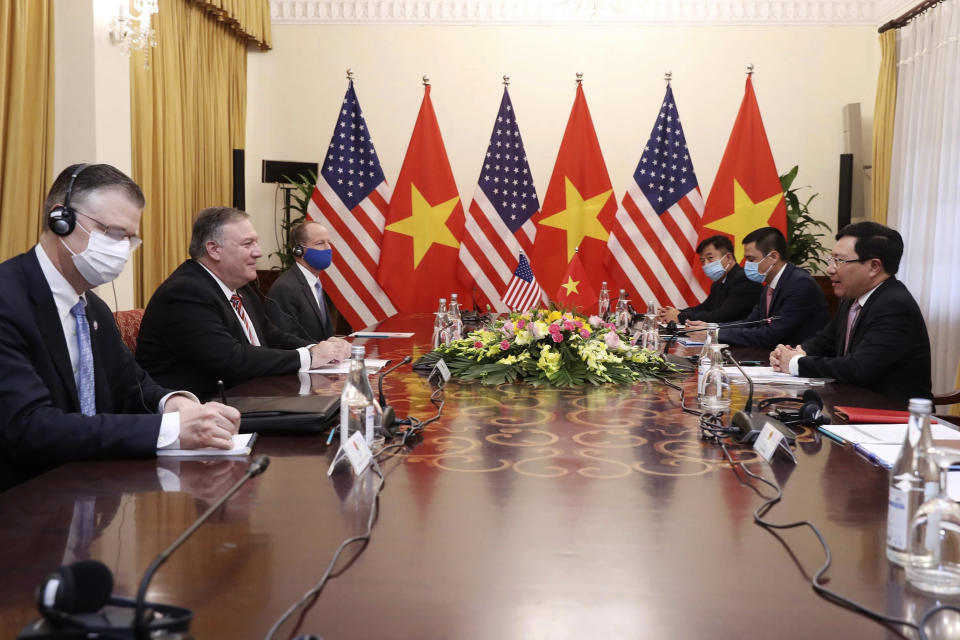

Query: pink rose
left=548, top=324, right=561, bottom=334
left=563, top=321, right=575, bottom=331
left=574, top=320, right=583, bottom=328
left=517, top=318, right=526, bottom=329
left=474, top=341, right=483, bottom=348
left=588, top=315, right=602, bottom=327
left=502, top=321, right=515, bottom=336
left=604, top=332, right=620, bottom=349
left=580, top=329, right=590, bottom=339
left=551, top=332, right=563, bottom=343
left=605, top=323, right=616, bottom=331
left=500, top=340, right=510, bottom=350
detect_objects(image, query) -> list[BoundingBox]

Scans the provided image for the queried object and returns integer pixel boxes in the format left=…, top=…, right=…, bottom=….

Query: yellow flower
left=547, top=310, right=563, bottom=323
left=537, top=345, right=561, bottom=376
left=514, top=329, right=533, bottom=345
left=498, top=354, right=518, bottom=365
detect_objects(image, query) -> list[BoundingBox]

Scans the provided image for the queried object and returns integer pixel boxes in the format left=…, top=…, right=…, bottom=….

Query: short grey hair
left=189, top=207, right=250, bottom=260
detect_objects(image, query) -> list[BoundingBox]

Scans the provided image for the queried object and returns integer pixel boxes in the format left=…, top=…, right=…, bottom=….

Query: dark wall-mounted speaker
left=261, top=160, right=318, bottom=184
left=232, top=149, right=245, bottom=210
left=838, top=153, right=853, bottom=231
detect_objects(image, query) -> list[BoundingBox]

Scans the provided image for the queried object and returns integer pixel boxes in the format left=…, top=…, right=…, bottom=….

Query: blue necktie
left=70, top=300, right=96, bottom=416
left=314, top=281, right=329, bottom=330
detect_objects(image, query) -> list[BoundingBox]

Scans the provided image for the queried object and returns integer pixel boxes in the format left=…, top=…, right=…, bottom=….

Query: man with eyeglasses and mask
left=0, top=164, right=241, bottom=491
left=770, top=221, right=932, bottom=405
left=691, top=227, right=829, bottom=349
left=657, top=234, right=760, bottom=325
left=264, top=221, right=341, bottom=342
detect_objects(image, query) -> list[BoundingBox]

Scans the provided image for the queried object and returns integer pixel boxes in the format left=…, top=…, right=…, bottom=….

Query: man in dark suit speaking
left=770, top=222, right=932, bottom=405
left=136, top=207, right=351, bottom=399
left=265, top=221, right=338, bottom=342
left=657, top=235, right=760, bottom=325
left=0, top=164, right=240, bottom=491
left=708, top=227, right=829, bottom=348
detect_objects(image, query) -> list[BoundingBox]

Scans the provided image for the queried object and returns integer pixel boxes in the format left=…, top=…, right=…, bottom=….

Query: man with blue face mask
left=657, top=235, right=761, bottom=325
left=0, top=164, right=242, bottom=490
left=264, top=221, right=340, bottom=342
left=711, top=226, right=829, bottom=348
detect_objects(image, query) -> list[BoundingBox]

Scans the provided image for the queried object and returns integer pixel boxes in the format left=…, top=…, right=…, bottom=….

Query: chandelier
left=109, top=0, right=159, bottom=68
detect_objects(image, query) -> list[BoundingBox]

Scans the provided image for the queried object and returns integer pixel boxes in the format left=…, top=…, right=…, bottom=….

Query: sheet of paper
left=308, top=358, right=388, bottom=374
left=853, top=443, right=901, bottom=469
left=721, top=366, right=826, bottom=386
left=821, top=423, right=960, bottom=445
left=349, top=332, right=415, bottom=338
left=947, top=471, right=960, bottom=502
left=157, top=433, right=255, bottom=457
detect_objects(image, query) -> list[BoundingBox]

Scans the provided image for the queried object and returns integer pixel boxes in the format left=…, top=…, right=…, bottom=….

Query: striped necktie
left=70, top=300, right=96, bottom=415
left=230, top=293, right=259, bottom=345
left=843, top=301, right=861, bottom=355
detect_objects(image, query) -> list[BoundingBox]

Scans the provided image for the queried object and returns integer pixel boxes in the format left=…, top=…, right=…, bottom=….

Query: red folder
left=833, top=406, right=936, bottom=424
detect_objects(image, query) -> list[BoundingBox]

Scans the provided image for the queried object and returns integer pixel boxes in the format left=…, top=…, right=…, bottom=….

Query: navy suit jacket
left=798, top=277, right=932, bottom=406
left=137, top=260, right=310, bottom=400
left=718, top=263, right=829, bottom=349
left=0, top=250, right=167, bottom=491
left=265, top=265, right=334, bottom=342
left=678, top=264, right=761, bottom=324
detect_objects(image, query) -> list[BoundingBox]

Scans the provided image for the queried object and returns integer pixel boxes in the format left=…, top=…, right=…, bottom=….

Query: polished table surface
left=2, top=314, right=959, bottom=639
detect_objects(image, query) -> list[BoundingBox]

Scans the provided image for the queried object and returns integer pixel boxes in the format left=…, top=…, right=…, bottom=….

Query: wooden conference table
left=1, top=314, right=958, bottom=639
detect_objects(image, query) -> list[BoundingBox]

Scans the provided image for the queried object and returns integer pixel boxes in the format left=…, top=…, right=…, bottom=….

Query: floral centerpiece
left=418, top=309, right=675, bottom=387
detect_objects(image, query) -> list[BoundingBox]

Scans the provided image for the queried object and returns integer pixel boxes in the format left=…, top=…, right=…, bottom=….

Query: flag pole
left=502, top=74, right=510, bottom=86
left=664, top=70, right=672, bottom=85
left=346, top=68, right=354, bottom=81
left=422, top=74, right=430, bottom=86
left=575, top=71, right=583, bottom=85
left=746, top=63, right=754, bottom=76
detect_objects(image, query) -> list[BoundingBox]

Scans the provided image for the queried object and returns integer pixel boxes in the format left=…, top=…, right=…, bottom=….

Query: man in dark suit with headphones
left=0, top=164, right=241, bottom=491
left=770, top=222, right=932, bottom=406
left=265, top=221, right=341, bottom=342
left=136, top=207, right=352, bottom=399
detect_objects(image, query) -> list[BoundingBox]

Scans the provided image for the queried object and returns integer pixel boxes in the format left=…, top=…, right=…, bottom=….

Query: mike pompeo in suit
left=770, top=221, right=932, bottom=406
left=265, top=221, right=339, bottom=342
left=0, top=164, right=240, bottom=491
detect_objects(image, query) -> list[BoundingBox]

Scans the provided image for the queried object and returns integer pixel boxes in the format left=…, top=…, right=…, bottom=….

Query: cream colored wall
left=246, top=23, right=880, bottom=269
left=53, top=0, right=135, bottom=311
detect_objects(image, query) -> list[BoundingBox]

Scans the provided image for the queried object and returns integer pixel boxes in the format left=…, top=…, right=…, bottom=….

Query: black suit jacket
left=799, top=277, right=932, bottom=406
left=0, top=250, right=168, bottom=491
left=718, top=263, right=829, bottom=349
left=265, top=265, right=334, bottom=342
left=136, top=260, right=310, bottom=399
left=678, top=264, right=761, bottom=324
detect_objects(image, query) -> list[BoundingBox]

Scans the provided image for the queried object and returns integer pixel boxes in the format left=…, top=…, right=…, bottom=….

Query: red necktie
left=230, top=294, right=259, bottom=345
left=765, top=286, right=774, bottom=317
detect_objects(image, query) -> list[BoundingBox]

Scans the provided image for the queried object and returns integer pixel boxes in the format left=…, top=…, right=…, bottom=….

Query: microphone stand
left=133, top=456, right=270, bottom=639
left=723, top=349, right=795, bottom=447
left=378, top=356, right=412, bottom=434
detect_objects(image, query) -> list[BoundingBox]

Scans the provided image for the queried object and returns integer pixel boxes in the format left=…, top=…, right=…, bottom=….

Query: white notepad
left=157, top=433, right=256, bottom=457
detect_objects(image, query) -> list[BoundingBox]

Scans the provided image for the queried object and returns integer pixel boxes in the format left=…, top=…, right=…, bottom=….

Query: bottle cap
left=351, top=345, right=365, bottom=358
left=707, top=323, right=719, bottom=329
left=908, top=398, right=933, bottom=413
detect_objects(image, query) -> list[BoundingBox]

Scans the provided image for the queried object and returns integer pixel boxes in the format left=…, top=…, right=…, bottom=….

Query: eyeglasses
left=826, top=256, right=864, bottom=268
left=77, top=211, right=142, bottom=250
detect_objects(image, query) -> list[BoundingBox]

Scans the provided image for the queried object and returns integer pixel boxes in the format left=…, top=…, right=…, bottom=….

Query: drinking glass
left=699, top=344, right=731, bottom=414
left=905, top=446, right=960, bottom=595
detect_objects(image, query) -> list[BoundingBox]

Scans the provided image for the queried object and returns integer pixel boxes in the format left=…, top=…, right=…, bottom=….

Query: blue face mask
left=743, top=254, right=771, bottom=283
left=702, top=255, right=729, bottom=282
left=303, top=247, right=332, bottom=271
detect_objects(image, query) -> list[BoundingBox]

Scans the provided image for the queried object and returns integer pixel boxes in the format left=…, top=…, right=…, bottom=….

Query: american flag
left=457, top=87, right=543, bottom=312
left=307, top=80, right=397, bottom=330
left=605, top=84, right=706, bottom=307
left=502, top=253, right=543, bottom=311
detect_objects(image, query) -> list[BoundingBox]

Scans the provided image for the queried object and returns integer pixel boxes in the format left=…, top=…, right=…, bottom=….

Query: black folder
left=230, top=395, right=340, bottom=434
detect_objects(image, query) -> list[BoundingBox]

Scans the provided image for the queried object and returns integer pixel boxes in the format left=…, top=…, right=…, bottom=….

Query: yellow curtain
left=871, top=30, right=898, bottom=225
left=130, top=0, right=257, bottom=305
left=191, top=0, right=272, bottom=49
left=0, top=0, right=54, bottom=261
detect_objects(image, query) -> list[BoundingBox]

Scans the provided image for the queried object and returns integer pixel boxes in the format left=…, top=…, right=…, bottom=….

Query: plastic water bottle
left=696, top=323, right=720, bottom=396
left=614, top=289, right=630, bottom=332
left=887, top=398, right=938, bottom=566
left=598, top=282, right=610, bottom=320
left=448, top=293, right=463, bottom=341
left=432, top=298, right=447, bottom=349
left=340, top=344, right=384, bottom=452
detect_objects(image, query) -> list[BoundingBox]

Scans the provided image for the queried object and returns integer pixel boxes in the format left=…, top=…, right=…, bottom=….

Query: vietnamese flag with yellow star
left=554, top=250, right=597, bottom=313
left=377, top=85, right=468, bottom=312
left=699, top=76, right=786, bottom=267
left=530, top=83, right=616, bottom=300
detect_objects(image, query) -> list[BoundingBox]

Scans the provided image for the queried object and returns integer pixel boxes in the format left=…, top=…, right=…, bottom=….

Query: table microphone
left=723, top=349, right=794, bottom=446
left=378, top=356, right=412, bottom=436
left=132, top=455, right=270, bottom=639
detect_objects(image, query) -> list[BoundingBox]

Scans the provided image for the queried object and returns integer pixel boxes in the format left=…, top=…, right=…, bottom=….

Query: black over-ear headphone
left=48, top=163, right=90, bottom=236
left=757, top=389, right=828, bottom=426
left=31, top=559, right=192, bottom=637
left=292, top=243, right=305, bottom=258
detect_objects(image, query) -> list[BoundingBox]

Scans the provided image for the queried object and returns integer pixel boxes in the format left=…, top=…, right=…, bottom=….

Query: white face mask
left=61, top=222, right=131, bottom=287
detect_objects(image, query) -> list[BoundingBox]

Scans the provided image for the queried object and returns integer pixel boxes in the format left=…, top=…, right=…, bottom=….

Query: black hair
left=742, top=227, right=788, bottom=261
left=696, top=235, right=734, bottom=255
left=44, top=163, right=145, bottom=228
left=189, top=207, right=250, bottom=260
left=836, top=221, right=903, bottom=275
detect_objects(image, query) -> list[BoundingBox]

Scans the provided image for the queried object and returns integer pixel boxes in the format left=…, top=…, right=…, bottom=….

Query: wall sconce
left=109, top=0, right=158, bottom=68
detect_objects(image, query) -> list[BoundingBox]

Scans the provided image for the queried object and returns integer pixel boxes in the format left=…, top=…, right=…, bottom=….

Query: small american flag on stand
left=308, top=79, right=397, bottom=330
left=502, top=253, right=543, bottom=312
left=457, top=84, right=542, bottom=312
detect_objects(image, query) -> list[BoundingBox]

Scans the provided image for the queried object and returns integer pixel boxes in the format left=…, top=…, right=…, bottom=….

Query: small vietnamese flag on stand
left=377, top=78, right=468, bottom=312
left=699, top=68, right=786, bottom=265
left=554, top=248, right=597, bottom=314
